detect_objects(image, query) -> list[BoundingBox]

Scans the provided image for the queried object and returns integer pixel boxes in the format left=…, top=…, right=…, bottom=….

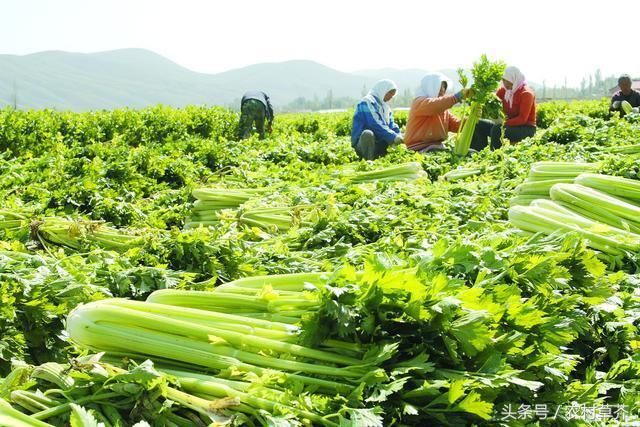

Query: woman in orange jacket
left=475, top=66, right=537, bottom=149
left=404, top=73, right=472, bottom=152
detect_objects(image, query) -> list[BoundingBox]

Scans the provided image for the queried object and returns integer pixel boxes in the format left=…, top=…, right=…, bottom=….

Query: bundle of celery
left=157, top=368, right=338, bottom=426
left=192, top=188, right=263, bottom=207
left=454, top=55, right=506, bottom=156
left=65, top=294, right=391, bottom=425
left=0, top=355, right=244, bottom=426
left=510, top=173, right=640, bottom=255
left=509, top=194, right=550, bottom=207
left=528, top=161, right=598, bottom=180
left=187, top=205, right=314, bottom=232
left=550, top=183, right=640, bottom=234
left=214, top=271, right=331, bottom=294
left=147, top=272, right=369, bottom=352
left=238, top=206, right=297, bottom=232
left=509, top=161, right=598, bottom=205
left=508, top=199, right=640, bottom=256
left=575, top=173, right=640, bottom=202
left=148, top=273, right=327, bottom=323
left=31, top=217, right=146, bottom=252
left=441, top=167, right=482, bottom=182
left=514, top=178, right=574, bottom=196
left=348, top=162, right=425, bottom=183
left=606, top=144, right=640, bottom=154
left=185, top=188, right=263, bottom=228
left=1, top=397, right=54, bottom=427
left=0, top=210, right=28, bottom=234
left=146, top=288, right=320, bottom=319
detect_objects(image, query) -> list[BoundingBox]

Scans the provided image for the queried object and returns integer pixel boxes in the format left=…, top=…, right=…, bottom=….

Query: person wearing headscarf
left=351, top=79, right=403, bottom=160
left=477, top=66, right=536, bottom=149
left=497, top=66, right=537, bottom=142
left=404, top=73, right=472, bottom=152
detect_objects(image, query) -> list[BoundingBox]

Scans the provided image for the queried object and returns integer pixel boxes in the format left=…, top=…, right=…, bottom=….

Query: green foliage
left=454, top=55, right=506, bottom=156
left=0, top=100, right=639, bottom=425
left=468, top=55, right=507, bottom=105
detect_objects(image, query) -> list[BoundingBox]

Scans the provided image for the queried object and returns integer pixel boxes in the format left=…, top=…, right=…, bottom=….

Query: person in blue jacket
left=351, top=79, right=404, bottom=160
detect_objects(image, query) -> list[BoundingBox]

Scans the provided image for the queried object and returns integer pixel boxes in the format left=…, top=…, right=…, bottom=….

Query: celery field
left=1, top=100, right=640, bottom=426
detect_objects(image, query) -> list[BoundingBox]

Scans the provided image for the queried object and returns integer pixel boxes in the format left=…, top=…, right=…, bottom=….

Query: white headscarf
left=416, top=72, right=452, bottom=98
left=503, top=66, right=526, bottom=107
left=366, top=79, right=397, bottom=124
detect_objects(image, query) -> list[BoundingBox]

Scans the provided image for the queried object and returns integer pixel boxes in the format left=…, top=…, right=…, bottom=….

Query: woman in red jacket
left=476, top=66, right=537, bottom=149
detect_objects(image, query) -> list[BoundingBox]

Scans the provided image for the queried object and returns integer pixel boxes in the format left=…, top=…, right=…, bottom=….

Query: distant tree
left=286, top=97, right=308, bottom=111
left=400, top=88, right=413, bottom=107
left=230, top=98, right=241, bottom=111
left=12, top=80, right=18, bottom=110
left=324, top=89, right=333, bottom=110
left=594, top=69, right=603, bottom=93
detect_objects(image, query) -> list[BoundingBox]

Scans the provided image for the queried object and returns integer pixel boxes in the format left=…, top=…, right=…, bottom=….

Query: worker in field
left=238, top=91, right=274, bottom=140
left=610, top=75, right=640, bottom=117
left=404, top=72, right=473, bottom=153
left=472, top=66, right=537, bottom=149
left=351, top=79, right=404, bottom=160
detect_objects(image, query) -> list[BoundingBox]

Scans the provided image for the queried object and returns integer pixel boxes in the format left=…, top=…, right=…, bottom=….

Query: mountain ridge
left=0, top=48, right=488, bottom=111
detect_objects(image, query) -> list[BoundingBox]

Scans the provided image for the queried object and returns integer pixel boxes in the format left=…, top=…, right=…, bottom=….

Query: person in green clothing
left=238, top=91, right=274, bottom=139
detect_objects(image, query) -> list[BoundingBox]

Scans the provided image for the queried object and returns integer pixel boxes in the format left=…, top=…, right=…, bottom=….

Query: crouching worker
left=611, top=74, right=640, bottom=117
left=477, top=66, right=537, bottom=149
left=404, top=73, right=472, bottom=153
left=351, top=79, right=404, bottom=160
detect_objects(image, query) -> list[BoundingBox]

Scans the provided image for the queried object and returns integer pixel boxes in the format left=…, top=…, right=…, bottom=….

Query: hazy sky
left=1, top=0, right=637, bottom=87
